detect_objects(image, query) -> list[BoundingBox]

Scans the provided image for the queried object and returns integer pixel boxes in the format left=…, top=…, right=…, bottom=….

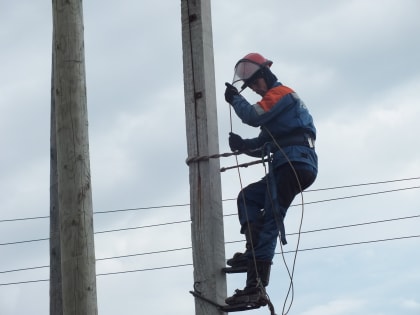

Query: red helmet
left=232, top=53, right=273, bottom=90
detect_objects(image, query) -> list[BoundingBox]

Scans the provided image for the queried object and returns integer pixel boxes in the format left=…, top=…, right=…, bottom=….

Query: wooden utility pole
left=52, top=0, right=98, bottom=314
left=181, top=1, right=227, bottom=314
left=50, top=56, right=63, bottom=315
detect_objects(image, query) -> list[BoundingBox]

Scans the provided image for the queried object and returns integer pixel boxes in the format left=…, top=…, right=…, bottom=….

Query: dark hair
left=260, top=67, right=277, bottom=88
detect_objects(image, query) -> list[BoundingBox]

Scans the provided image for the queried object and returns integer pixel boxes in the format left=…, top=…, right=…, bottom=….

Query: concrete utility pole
left=181, top=1, right=227, bottom=315
left=51, top=0, right=98, bottom=314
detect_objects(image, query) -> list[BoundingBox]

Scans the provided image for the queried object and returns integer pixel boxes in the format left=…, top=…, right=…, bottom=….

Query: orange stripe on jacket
left=257, top=85, right=295, bottom=112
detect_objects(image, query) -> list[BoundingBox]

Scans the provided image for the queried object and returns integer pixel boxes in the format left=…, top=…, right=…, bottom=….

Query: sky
left=1, top=0, right=420, bottom=314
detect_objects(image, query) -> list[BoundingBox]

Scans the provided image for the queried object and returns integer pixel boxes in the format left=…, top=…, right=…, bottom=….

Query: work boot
left=246, top=259, right=271, bottom=288
left=225, top=259, right=272, bottom=306
left=225, top=286, right=267, bottom=306
left=226, top=223, right=262, bottom=272
left=227, top=251, right=248, bottom=268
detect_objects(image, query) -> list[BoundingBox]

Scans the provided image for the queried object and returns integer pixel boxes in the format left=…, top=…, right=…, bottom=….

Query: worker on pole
left=223, top=53, right=318, bottom=307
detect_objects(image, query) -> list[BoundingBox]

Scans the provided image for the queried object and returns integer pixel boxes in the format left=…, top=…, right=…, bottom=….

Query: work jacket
left=230, top=82, right=318, bottom=171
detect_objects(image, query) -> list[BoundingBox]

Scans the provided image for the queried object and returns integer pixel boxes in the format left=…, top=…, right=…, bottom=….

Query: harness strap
left=272, top=132, right=315, bottom=149
left=264, top=145, right=288, bottom=245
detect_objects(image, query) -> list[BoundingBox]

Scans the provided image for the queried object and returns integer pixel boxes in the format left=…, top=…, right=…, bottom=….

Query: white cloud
left=301, top=298, right=366, bottom=315
left=400, top=298, right=420, bottom=311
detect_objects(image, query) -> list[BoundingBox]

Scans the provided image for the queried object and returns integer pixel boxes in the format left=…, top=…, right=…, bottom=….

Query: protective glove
left=224, top=82, right=239, bottom=104
left=229, top=132, right=246, bottom=151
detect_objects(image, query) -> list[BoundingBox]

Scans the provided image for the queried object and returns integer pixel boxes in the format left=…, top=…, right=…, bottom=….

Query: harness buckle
left=307, top=137, right=315, bottom=148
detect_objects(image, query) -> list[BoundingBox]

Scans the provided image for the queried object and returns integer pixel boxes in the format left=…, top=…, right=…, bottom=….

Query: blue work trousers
left=237, top=162, right=317, bottom=261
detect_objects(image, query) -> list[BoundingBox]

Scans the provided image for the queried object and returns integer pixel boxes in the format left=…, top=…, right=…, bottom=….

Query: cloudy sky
left=1, top=0, right=420, bottom=314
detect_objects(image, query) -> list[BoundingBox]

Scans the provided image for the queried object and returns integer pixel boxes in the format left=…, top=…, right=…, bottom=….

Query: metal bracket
left=189, top=289, right=264, bottom=313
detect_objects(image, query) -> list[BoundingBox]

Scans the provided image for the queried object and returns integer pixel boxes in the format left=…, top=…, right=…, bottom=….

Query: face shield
left=232, top=59, right=263, bottom=91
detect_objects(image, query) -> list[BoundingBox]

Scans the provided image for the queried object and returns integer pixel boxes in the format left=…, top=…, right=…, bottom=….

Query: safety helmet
left=232, top=53, right=273, bottom=90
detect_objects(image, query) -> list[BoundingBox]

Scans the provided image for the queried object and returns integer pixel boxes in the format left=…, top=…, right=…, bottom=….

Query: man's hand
left=229, top=132, right=245, bottom=151
left=224, top=82, right=239, bottom=104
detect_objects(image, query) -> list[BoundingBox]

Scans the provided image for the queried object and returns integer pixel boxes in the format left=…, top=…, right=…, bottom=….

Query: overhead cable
left=1, top=176, right=418, bottom=223
left=2, top=214, right=419, bottom=275
left=1, top=234, right=419, bottom=287
left=1, top=185, right=419, bottom=247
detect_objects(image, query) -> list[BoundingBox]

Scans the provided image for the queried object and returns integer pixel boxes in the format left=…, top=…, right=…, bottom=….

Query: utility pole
left=52, top=0, right=98, bottom=314
left=181, top=1, right=227, bottom=315
left=50, top=55, right=63, bottom=315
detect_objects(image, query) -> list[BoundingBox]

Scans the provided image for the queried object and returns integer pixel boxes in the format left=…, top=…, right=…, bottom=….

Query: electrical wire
left=0, top=237, right=49, bottom=246
left=2, top=213, right=419, bottom=276
left=305, top=176, right=420, bottom=193
left=1, top=185, right=419, bottom=247
left=1, top=233, right=419, bottom=287
left=0, top=176, right=418, bottom=224
left=0, top=265, right=49, bottom=274
left=94, top=219, right=190, bottom=234
left=1, top=173, right=419, bottom=298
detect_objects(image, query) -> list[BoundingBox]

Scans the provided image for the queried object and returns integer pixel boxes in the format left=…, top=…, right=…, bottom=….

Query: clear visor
left=232, top=60, right=262, bottom=90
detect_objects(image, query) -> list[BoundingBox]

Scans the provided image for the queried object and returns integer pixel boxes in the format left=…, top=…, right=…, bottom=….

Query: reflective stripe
left=253, top=103, right=265, bottom=115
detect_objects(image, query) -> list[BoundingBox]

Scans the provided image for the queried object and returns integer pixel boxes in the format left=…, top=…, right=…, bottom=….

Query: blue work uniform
left=230, top=82, right=318, bottom=261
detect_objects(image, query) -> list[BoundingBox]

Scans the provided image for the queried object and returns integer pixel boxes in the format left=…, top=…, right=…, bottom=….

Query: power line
left=297, top=185, right=420, bottom=207
left=94, top=203, right=190, bottom=215
left=96, top=246, right=191, bottom=261
left=2, top=213, right=419, bottom=275
left=0, top=215, right=49, bottom=223
left=1, top=233, right=419, bottom=287
left=0, top=237, right=49, bottom=246
left=1, top=180, right=418, bottom=288
left=96, top=263, right=193, bottom=276
left=0, top=265, right=49, bottom=274
left=1, top=176, right=419, bottom=223
left=82, top=185, right=420, bottom=236
left=279, top=234, right=420, bottom=254
left=0, top=248, right=194, bottom=276
left=95, top=219, right=190, bottom=235
left=0, top=279, right=49, bottom=286
left=305, top=176, right=420, bottom=192
left=288, top=214, right=420, bottom=236
left=222, top=185, right=420, bottom=217
left=1, top=185, right=419, bottom=247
